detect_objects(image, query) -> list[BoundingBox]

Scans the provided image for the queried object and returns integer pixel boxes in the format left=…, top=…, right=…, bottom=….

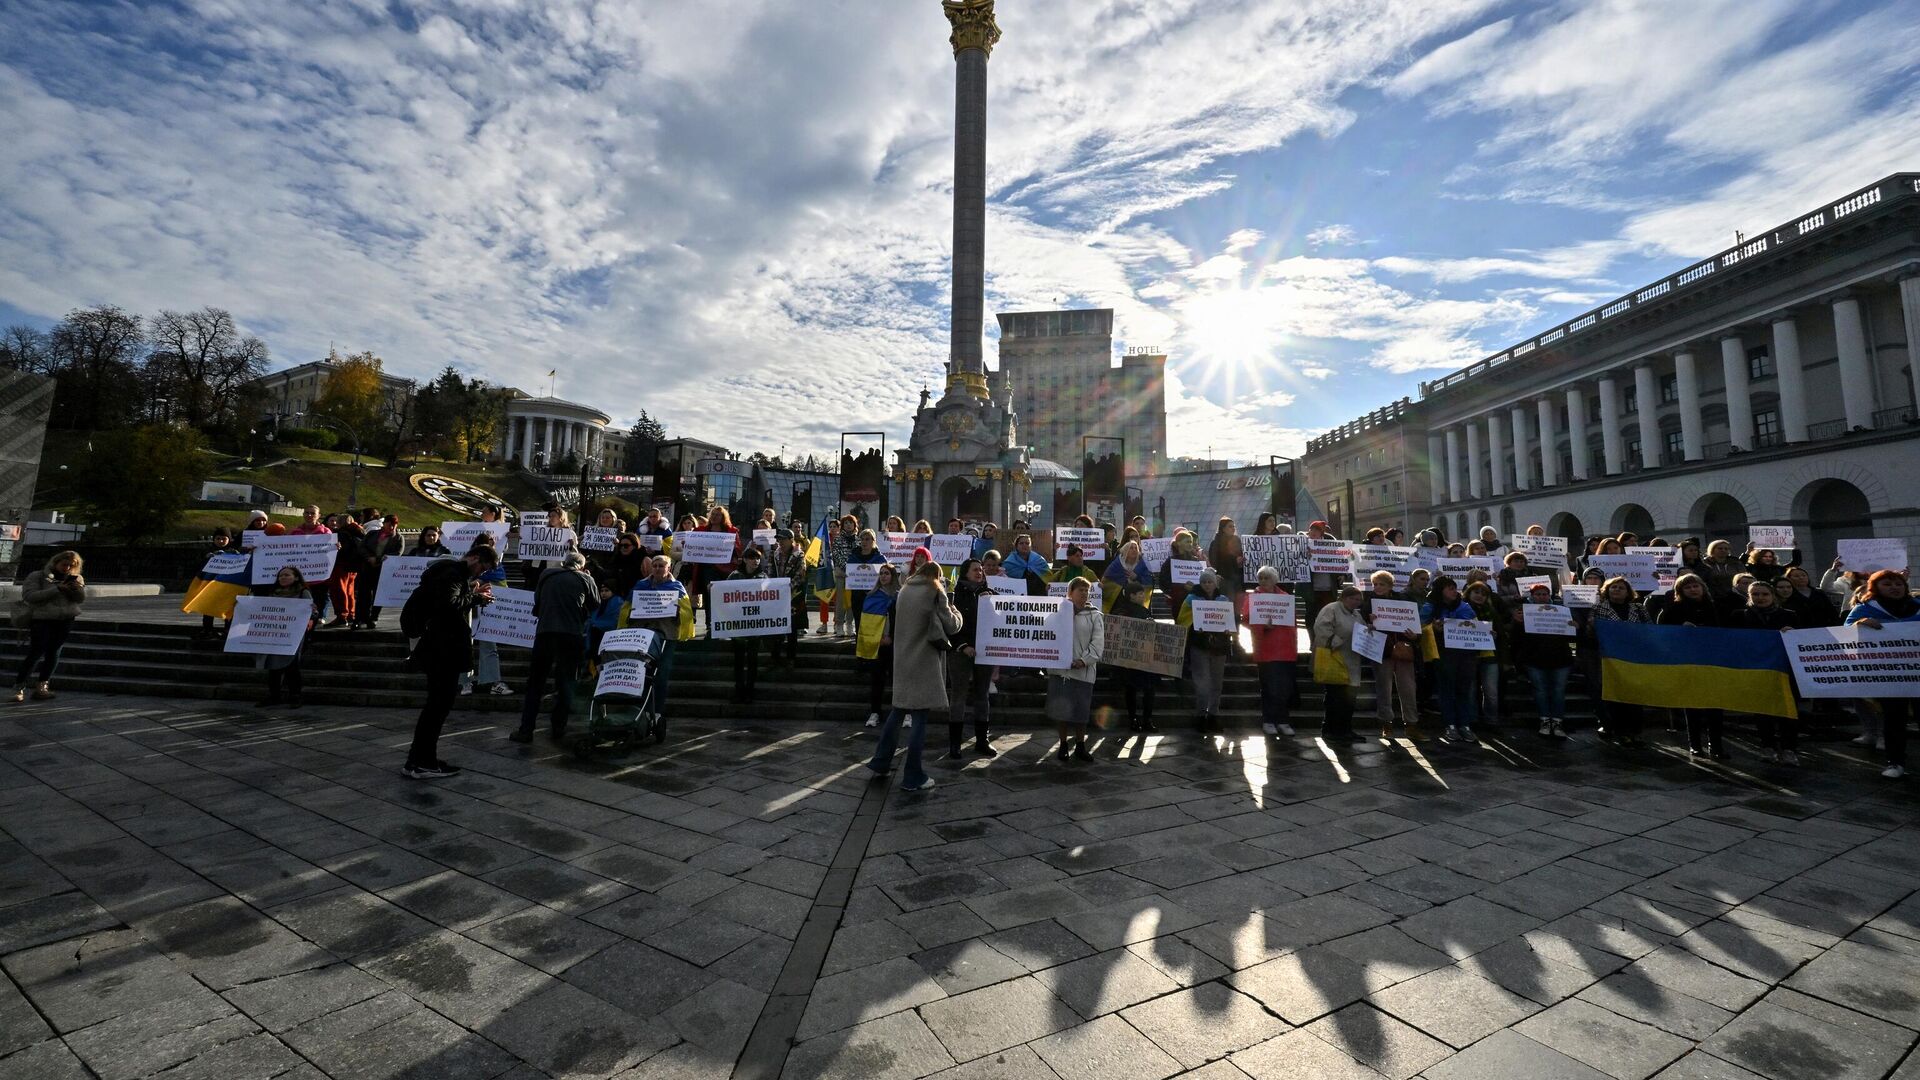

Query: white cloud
left=1305, top=224, right=1359, bottom=248
left=1371, top=239, right=1630, bottom=284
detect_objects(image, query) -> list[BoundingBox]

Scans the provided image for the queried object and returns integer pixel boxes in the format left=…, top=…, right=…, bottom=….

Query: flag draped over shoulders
left=1595, top=621, right=1798, bottom=719
left=182, top=556, right=252, bottom=619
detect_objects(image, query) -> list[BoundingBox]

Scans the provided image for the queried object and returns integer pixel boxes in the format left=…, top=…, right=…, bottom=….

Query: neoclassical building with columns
left=499, top=393, right=615, bottom=474
left=1303, top=171, right=1920, bottom=563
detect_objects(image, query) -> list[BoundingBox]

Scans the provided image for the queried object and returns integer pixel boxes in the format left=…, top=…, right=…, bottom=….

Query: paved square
left=0, top=694, right=1917, bottom=1079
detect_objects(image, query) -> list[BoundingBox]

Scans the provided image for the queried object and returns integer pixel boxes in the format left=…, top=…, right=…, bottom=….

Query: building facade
left=247, top=355, right=415, bottom=425
left=995, top=308, right=1168, bottom=480
left=501, top=393, right=613, bottom=474
left=1301, top=399, right=1428, bottom=537
left=1300, top=172, right=1920, bottom=564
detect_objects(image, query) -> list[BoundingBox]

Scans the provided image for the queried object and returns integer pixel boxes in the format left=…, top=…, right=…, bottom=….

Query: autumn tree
left=310, top=350, right=394, bottom=453
left=412, top=366, right=512, bottom=462
left=146, top=307, right=270, bottom=427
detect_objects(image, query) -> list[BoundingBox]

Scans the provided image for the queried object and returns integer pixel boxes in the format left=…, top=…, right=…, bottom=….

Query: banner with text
left=708, top=579, right=793, bottom=639
left=1782, top=624, right=1920, bottom=698
left=250, top=534, right=338, bottom=586
left=927, top=533, right=974, bottom=567
left=1244, top=534, right=1310, bottom=583
left=372, top=556, right=445, bottom=608
left=1245, top=592, right=1295, bottom=627
left=1838, top=538, right=1908, bottom=574
left=442, top=520, right=509, bottom=554
left=1053, top=527, right=1108, bottom=561
left=976, top=595, right=1074, bottom=669
left=520, top=526, right=577, bottom=562
left=1100, top=615, right=1187, bottom=677
left=224, top=596, right=313, bottom=656
left=473, top=587, right=537, bottom=647
left=1140, top=537, right=1173, bottom=573
left=673, top=531, right=738, bottom=565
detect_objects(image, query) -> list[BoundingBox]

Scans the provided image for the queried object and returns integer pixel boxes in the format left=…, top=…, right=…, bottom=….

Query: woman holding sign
left=1048, top=578, right=1104, bottom=763
left=944, top=559, right=997, bottom=757
left=1845, top=570, right=1918, bottom=779
left=256, top=566, right=313, bottom=709
left=1421, top=577, right=1481, bottom=743
left=1511, top=583, right=1574, bottom=739
left=1102, top=540, right=1155, bottom=613
left=1361, top=570, right=1420, bottom=739
left=856, top=563, right=899, bottom=727
left=1243, top=568, right=1298, bottom=738
left=1179, top=569, right=1234, bottom=734
left=1658, top=573, right=1727, bottom=759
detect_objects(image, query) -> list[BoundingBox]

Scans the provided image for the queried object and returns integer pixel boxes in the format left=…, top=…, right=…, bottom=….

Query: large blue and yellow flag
left=182, top=552, right=253, bottom=620
left=1595, top=621, right=1798, bottom=719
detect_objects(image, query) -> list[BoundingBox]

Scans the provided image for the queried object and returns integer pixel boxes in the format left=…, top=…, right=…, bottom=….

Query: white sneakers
left=1885, top=765, right=1908, bottom=779
left=865, top=713, right=880, bottom=728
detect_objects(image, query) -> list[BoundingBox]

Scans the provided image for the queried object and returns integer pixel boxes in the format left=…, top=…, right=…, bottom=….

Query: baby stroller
left=571, top=627, right=667, bottom=758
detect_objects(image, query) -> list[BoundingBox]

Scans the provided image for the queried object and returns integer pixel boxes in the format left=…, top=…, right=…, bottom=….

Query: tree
left=49, top=305, right=145, bottom=430
left=631, top=411, right=667, bottom=443
left=625, top=410, right=668, bottom=474
left=146, top=307, right=270, bottom=428
left=0, top=325, right=52, bottom=374
left=410, top=366, right=511, bottom=462
left=71, top=424, right=212, bottom=544
left=310, top=350, right=391, bottom=452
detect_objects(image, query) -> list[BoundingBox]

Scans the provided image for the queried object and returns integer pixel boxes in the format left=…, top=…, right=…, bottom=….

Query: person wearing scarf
left=1846, top=569, right=1918, bottom=779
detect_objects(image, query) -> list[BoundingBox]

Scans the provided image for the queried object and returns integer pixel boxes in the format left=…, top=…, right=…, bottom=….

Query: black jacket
left=1780, top=588, right=1839, bottom=628
left=950, top=581, right=989, bottom=650
left=1656, top=594, right=1721, bottom=628
left=1738, top=605, right=1798, bottom=631
left=410, top=559, right=485, bottom=672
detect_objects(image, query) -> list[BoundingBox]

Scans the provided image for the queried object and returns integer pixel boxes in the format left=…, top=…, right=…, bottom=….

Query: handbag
left=8, top=599, right=29, bottom=630
left=1312, top=646, right=1349, bottom=685
left=1388, top=638, right=1416, bottom=662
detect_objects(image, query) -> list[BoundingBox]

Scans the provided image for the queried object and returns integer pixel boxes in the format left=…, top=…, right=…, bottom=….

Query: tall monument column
left=943, top=0, right=999, bottom=401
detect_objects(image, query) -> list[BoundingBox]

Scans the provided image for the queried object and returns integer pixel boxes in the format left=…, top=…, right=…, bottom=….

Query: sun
left=1184, top=287, right=1281, bottom=390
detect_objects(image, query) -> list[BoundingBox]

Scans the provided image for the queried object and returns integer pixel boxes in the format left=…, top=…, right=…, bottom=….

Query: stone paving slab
left=0, top=694, right=1916, bottom=1079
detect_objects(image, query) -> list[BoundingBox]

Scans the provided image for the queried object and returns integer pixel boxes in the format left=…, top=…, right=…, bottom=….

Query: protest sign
left=1100, top=616, right=1187, bottom=677
left=637, top=533, right=664, bottom=552
left=1054, top=527, right=1108, bottom=560
left=372, top=556, right=444, bottom=608
left=844, top=562, right=882, bottom=590
left=580, top=527, right=619, bottom=553
left=1521, top=604, right=1578, bottom=636
left=1588, top=555, right=1661, bottom=591
left=1046, top=580, right=1074, bottom=597
left=1245, top=592, right=1295, bottom=627
left=1189, top=598, right=1235, bottom=633
left=520, top=526, right=577, bottom=562
left=976, top=595, right=1074, bottom=668
left=1436, top=556, right=1500, bottom=580
left=1309, top=539, right=1352, bottom=576
left=927, top=533, right=973, bottom=566
left=1838, top=538, right=1908, bottom=574
left=750, top=528, right=778, bottom=552
left=673, top=531, right=737, bottom=565
left=708, top=579, right=792, bottom=639
left=1750, top=525, right=1796, bottom=551
left=1348, top=545, right=1414, bottom=578
left=594, top=658, right=650, bottom=699
left=1511, top=534, right=1569, bottom=563
left=1140, top=537, right=1173, bottom=573
left=200, top=552, right=250, bottom=578
left=626, top=589, right=681, bottom=621
left=1516, top=574, right=1556, bottom=596
left=881, top=532, right=931, bottom=564
left=240, top=529, right=266, bottom=551
left=1441, top=619, right=1496, bottom=651
left=1168, top=559, right=1204, bottom=585
left=224, top=596, right=312, bottom=656
left=1783, top=624, right=1920, bottom=698
left=1625, top=546, right=1681, bottom=568
left=1244, top=534, right=1311, bottom=583
left=249, top=534, right=338, bottom=585
left=1562, top=585, right=1599, bottom=609
left=1369, top=598, right=1420, bottom=635
left=473, top=587, right=537, bottom=647
left=1351, top=624, right=1387, bottom=663
left=598, top=628, right=660, bottom=656
left=984, top=575, right=1026, bottom=595
left=441, top=520, right=508, bottom=553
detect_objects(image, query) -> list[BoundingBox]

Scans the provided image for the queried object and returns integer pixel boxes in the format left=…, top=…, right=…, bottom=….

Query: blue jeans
left=1526, top=666, right=1569, bottom=720
left=867, top=708, right=929, bottom=789
left=1436, top=654, right=1478, bottom=731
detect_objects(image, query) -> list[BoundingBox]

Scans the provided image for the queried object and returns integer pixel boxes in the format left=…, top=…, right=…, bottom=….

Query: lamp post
left=305, top=416, right=365, bottom=513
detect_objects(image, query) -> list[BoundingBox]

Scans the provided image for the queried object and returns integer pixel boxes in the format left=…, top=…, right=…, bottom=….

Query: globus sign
left=1216, top=473, right=1274, bottom=491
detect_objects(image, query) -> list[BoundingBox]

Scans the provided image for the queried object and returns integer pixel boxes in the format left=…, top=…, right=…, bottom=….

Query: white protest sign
left=250, top=534, right=338, bottom=585
left=673, top=531, right=737, bottom=565
left=1139, top=537, right=1173, bottom=573
left=1838, top=538, right=1908, bottom=574
left=200, top=552, right=250, bottom=578
left=1522, top=604, right=1578, bottom=636
left=1350, top=623, right=1387, bottom=663
left=442, top=520, right=508, bottom=553
left=1308, top=539, right=1352, bottom=576
left=637, top=533, right=664, bottom=552
left=1625, top=546, right=1681, bottom=568
left=580, top=527, right=619, bottom=553
left=1516, top=574, right=1556, bottom=596
left=1245, top=534, right=1311, bottom=583
left=1562, top=585, right=1599, bottom=609
left=1437, top=556, right=1500, bottom=580
left=976, top=595, right=1074, bottom=668
left=984, top=575, right=1026, bottom=595
left=1784, top=624, right=1920, bottom=698
left=1348, top=545, right=1414, bottom=578
left=240, top=529, right=266, bottom=551
left=1588, top=555, right=1662, bottom=592
left=598, top=627, right=660, bottom=655
left=1369, top=598, right=1420, bottom=635
left=1511, top=534, right=1569, bottom=563
left=1189, top=598, right=1235, bottom=633
left=1245, top=592, right=1295, bottom=627
left=1054, top=527, right=1108, bottom=561
left=594, top=658, right=650, bottom=699
left=1750, top=526, right=1796, bottom=551
left=844, top=562, right=882, bottom=591
left=1046, top=580, right=1074, bottom=597
left=881, top=532, right=930, bottom=565
left=372, top=556, right=444, bottom=608
left=520, top=526, right=577, bottom=562
left=750, top=528, right=778, bottom=552
left=1442, top=619, right=1496, bottom=651
left=626, top=588, right=682, bottom=621
left=927, top=533, right=973, bottom=566
left=1100, top=615, right=1187, bottom=677
left=708, top=579, right=793, bottom=639
left=1168, top=559, right=1204, bottom=585
left=473, top=587, right=538, bottom=647
left=224, top=596, right=312, bottom=656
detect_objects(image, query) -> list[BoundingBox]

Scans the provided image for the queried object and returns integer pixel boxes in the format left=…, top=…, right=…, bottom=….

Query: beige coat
left=21, top=561, right=86, bottom=622
left=890, top=575, right=962, bottom=710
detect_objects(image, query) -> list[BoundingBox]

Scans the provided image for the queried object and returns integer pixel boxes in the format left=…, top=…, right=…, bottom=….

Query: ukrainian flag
left=1595, top=621, right=1798, bottom=719
left=182, top=555, right=253, bottom=619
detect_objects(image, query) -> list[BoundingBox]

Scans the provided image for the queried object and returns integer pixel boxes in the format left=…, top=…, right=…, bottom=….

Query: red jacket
left=1242, top=587, right=1298, bottom=662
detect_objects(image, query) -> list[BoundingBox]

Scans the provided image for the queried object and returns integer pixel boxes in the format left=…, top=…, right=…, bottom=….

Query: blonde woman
left=13, top=551, right=86, bottom=702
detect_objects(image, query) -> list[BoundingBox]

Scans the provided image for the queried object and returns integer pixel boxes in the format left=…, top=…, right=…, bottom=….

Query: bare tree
left=148, top=307, right=270, bottom=427
left=0, top=325, right=52, bottom=374
left=50, top=305, right=145, bottom=429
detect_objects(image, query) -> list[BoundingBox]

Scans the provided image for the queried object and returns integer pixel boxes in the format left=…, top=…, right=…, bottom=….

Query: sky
left=2, top=0, right=1918, bottom=462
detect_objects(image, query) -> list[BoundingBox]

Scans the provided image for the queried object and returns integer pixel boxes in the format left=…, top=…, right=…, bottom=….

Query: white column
left=1536, top=396, right=1560, bottom=487
left=1486, top=412, right=1507, bottom=497
left=541, top=416, right=553, bottom=466
left=1633, top=365, right=1661, bottom=469
left=1565, top=385, right=1590, bottom=481
left=1510, top=405, right=1533, bottom=491
left=1772, top=316, right=1809, bottom=443
left=502, top=417, right=516, bottom=463
left=520, top=417, right=535, bottom=469
left=1426, top=435, right=1445, bottom=507
left=1674, top=349, right=1703, bottom=461
left=1598, top=375, right=1624, bottom=475
left=1832, top=294, right=1875, bottom=431
left=1720, top=335, right=1754, bottom=451
left=1465, top=421, right=1483, bottom=500
left=1444, top=428, right=1462, bottom=504
left=1902, top=274, right=1920, bottom=417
